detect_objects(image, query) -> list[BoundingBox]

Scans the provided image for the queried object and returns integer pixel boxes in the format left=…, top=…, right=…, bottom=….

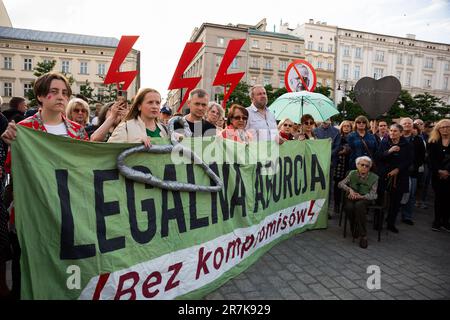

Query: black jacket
left=408, top=135, right=426, bottom=177
left=375, top=136, right=414, bottom=193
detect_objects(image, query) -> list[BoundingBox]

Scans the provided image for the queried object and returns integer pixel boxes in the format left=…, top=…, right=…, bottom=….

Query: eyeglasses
left=439, top=126, right=450, bottom=130
left=283, top=123, right=293, bottom=127
left=303, top=121, right=314, bottom=125
left=233, top=116, right=248, bottom=121
left=358, top=163, right=370, bottom=168
left=73, top=108, right=87, bottom=114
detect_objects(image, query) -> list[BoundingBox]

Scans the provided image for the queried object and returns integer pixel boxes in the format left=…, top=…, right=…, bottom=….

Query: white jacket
left=108, top=116, right=168, bottom=143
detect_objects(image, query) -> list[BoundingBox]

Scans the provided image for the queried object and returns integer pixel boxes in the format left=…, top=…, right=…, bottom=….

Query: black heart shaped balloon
left=354, top=76, right=401, bottom=119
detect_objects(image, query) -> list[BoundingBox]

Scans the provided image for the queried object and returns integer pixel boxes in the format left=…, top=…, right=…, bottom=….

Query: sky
left=3, top=0, right=450, bottom=101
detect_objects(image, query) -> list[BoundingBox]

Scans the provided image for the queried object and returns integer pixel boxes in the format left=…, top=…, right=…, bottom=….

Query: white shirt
left=44, top=123, right=69, bottom=137
left=245, top=104, right=278, bottom=141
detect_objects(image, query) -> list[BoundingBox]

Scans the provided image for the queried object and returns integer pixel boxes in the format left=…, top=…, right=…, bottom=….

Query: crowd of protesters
left=0, top=72, right=449, bottom=299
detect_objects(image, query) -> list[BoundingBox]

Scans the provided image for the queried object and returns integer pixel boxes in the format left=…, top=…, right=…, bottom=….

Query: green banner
left=12, top=126, right=330, bottom=300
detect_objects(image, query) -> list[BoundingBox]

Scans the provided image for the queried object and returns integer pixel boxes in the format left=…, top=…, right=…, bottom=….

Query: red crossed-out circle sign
left=284, top=59, right=317, bottom=92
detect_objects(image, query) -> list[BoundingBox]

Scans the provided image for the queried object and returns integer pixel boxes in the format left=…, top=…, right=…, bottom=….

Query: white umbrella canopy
left=268, top=91, right=339, bottom=123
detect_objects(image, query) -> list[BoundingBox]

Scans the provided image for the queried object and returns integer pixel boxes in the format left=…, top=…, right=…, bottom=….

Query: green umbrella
left=268, top=91, right=339, bottom=123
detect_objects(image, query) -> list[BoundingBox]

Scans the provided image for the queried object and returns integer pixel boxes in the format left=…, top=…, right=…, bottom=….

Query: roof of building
left=0, top=26, right=119, bottom=48
left=248, top=28, right=304, bottom=41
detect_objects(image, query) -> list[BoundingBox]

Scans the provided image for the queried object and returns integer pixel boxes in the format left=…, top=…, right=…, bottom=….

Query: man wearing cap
left=160, top=105, right=172, bottom=126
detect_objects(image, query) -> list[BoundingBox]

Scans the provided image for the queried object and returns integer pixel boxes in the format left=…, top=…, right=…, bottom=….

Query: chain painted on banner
left=117, top=116, right=224, bottom=192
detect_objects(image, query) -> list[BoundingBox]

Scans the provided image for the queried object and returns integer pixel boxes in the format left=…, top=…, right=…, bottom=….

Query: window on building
left=3, top=82, right=12, bottom=97
left=80, top=62, right=88, bottom=74
left=375, top=50, right=384, bottom=62
left=328, top=62, right=333, bottom=70
left=343, top=64, right=349, bottom=79
left=215, top=55, right=223, bottom=67
left=263, top=76, right=271, bottom=86
left=217, top=37, right=225, bottom=48
left=443, top=77, right=448, bottom=90
left=343, top=46, right=350, bottom=57
left=318, top=43, right=324, bottom=52
left=328, top=44, right=333, bottom=53
left=424, top=76, right=432, bottom=88
left=98, top=63, right=106, bottom=76
left=251, top=57, right=259, bottom=68
left=279, top=60, right=287, bottom=71
left=307, top=41, right=313, bottom=50
left=396, top=71, right=402, bottom=81
left=397, top=54, right=403, bottom=64
left=252, top=40, right=259, bottom=48
left=355, top=47, right=362, bottom=59
left=374, top=68, right=384, bottom=79
left=281, top=44, right=288, bottom=52
left=24, top=58, right=32, bottom=71
left=294, top=45, right=300, bottom=54
left=250, top=76, right=257, bottom=86
left=62, top=60, right=70, bottom=73
left=445, top=62, right=449, bottom=71
left=265, top=41, right=272, bottom=50
left=407, top=54, right=413, bottom=66
left=264, top=59, right=272, bottom=70
left=406, top=72, right=412, bottom=86
left=231, top=57, right=238, bottom=69
left=279, top=78, right=285, bottom=88
left=4, top=57, right=12, bottom=69
left=317, top=61, right=323, bottom=69
left=24, top=83, right=33, bottom=97
left=354, top=65, right=360, bottom=80
left=425, top=57, right=433, bottom=68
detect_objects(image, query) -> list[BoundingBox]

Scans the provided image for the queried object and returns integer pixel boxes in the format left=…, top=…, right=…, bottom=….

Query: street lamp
left=337, top=80, right=353, bottom=119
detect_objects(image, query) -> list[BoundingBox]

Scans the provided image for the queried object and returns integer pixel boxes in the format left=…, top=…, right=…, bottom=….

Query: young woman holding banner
left=108, top=88, right=168, bottom=147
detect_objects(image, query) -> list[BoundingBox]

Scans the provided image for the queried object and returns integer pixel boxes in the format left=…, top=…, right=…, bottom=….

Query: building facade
left=167, top=19, right=305, bottom=112
left=281, top=19, right=337, bottom=93
left=247, top=28, right=304, bottom=90
left=335, top=28, right=450, bottom=104
left=0, top=26, right=140, bottom=109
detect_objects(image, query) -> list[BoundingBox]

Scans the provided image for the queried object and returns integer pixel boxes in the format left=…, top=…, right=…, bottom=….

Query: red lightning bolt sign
left=104, top=35, right=139, bottom=91
left=213, top=39, right=246, bottom=108
left=168, top=42, right=203, bottom=113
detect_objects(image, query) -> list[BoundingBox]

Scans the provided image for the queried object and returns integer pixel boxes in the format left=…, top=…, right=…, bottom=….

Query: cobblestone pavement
left=205, top=202, right=450, bottom=300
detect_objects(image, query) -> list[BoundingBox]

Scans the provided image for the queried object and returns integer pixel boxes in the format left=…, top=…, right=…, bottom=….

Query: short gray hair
left=249, top=85, right=265, bottom=99
left=355, top=156, right=372, bottom=167
left=208, top=101, right=225, bottom=118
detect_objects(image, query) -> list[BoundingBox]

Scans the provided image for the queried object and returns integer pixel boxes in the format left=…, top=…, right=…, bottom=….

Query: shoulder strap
left=359, top=134, right=373, bottom=158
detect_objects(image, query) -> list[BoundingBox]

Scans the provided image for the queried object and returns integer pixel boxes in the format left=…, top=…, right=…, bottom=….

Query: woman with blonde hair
left=347, top=115, right=378, bottom=170
left=428, top=119, right=450, bottom=232
left=333, top=120, right=353, bottom=212
left=66, top=98, right=90, bottom=128
left=108, top=88, right=168, bottom=147
left=278, top=118, right=295, bottom=140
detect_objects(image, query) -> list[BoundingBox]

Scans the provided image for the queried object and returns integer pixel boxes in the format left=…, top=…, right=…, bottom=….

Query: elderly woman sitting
left=338, top=156, right=379, bottom=249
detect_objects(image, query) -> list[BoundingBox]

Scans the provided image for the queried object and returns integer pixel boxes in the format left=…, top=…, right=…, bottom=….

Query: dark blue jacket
left=375, top=136, right=413, bottom=193
left=347, top=131, right=378, bottom=170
